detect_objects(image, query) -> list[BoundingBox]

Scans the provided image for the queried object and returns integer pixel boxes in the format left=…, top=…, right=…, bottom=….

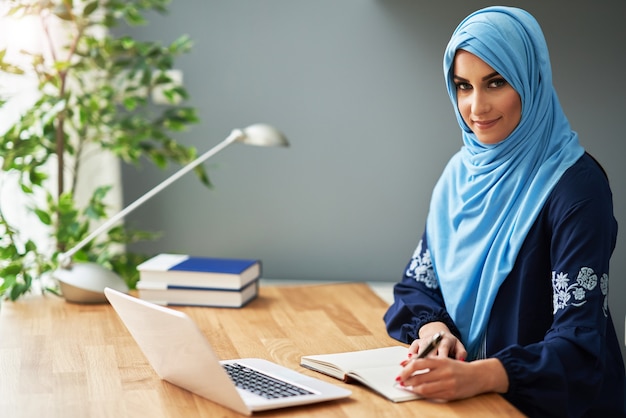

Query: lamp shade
left=238, top=124, right=290, bottom=147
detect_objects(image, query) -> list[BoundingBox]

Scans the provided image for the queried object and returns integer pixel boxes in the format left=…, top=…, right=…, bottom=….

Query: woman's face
left=453, top=50, right=522, bottom=145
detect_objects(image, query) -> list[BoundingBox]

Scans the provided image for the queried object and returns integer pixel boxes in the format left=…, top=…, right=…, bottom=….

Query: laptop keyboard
left=223, top=363, right=314, bottom=399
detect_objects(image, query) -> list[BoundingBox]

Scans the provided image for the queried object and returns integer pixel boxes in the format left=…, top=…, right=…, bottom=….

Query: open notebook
left=104, top=287, right=351, bottom=416
left=301, top=346, right=420, bottom=402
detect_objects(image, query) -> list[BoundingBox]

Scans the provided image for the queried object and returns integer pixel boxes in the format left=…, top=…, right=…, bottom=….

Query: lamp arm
left=58, top=129, right=244, bottom=266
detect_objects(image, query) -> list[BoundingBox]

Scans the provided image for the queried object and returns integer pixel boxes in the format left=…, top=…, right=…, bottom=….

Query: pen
left=395, top=331, right=445, bottom=387
left=415, top=331, right=444, bottom=359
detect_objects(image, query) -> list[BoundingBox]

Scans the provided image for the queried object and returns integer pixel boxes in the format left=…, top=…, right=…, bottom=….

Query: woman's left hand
left=395, top=357, right=509, bottom=401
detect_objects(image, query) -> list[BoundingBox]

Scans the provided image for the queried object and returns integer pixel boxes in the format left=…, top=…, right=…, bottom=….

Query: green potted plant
left=0, top=0, right=209, bottom=301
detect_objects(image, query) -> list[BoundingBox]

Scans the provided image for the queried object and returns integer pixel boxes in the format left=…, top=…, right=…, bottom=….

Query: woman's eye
left=455, top=82, right=471, bottom=91
left=489, top=78, right=507, bottom=88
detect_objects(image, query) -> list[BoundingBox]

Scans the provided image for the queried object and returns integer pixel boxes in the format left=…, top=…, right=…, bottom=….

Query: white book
left=137, top=280, right=258, bottom=308
left=301, top=346, right=420, bottom=402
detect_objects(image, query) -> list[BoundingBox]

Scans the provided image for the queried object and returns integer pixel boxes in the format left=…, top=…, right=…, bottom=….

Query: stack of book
left=136, top=253, right=261, bottom=308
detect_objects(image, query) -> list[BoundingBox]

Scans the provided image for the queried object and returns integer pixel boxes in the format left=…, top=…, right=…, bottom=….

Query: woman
left=384, top=6, right=625, bottom=417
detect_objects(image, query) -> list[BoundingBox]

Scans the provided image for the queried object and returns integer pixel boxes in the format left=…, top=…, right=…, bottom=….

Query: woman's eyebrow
left=482, top=71, right=500, bottom=81
left=453, top=71, right=500, bottom=82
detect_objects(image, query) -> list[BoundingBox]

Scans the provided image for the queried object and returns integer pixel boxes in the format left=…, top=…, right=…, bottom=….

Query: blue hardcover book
left=137, top=253, right=262, bottom=290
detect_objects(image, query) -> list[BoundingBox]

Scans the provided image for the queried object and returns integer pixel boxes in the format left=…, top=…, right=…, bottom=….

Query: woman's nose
left=471, top=90, right=491, bottom=115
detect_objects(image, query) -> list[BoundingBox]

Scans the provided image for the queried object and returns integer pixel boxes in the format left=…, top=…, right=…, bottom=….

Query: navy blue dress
left=384, top=154, right=625, bottom=417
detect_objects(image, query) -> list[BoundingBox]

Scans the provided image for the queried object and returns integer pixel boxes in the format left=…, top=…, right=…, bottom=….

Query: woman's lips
left=472, top=118, right=499, bottom=129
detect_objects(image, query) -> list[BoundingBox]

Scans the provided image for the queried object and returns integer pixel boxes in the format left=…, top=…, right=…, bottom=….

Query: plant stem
left=39, top=8, right=85, bottom=252
left=39, top=11, right=65, bottom=245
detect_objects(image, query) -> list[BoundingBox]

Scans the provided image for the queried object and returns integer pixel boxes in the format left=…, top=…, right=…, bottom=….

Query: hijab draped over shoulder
left=426, top=6, right=584, bottom=359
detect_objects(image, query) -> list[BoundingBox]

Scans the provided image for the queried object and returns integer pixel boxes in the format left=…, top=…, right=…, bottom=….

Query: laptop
left=104, top=287, right=351, bottom=416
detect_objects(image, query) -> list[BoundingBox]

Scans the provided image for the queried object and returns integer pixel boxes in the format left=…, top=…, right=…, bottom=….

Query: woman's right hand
left=408, top=322, right=467, bottom=361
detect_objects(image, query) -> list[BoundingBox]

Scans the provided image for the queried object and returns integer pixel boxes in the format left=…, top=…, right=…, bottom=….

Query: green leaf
left=52, top=4, right=73, bottom=21
left=93, top=185, right=113, bottom=201
left=120, top=36, right=136, bottom=50
left=1, top=263, right=23, bottom=277
left=24, top=240, right=37, bottom=252
left=34, top=209, right=53, bottom=226
left=122, top=96, right=138, bottom=110
left=0, top=275, right=17, bottom=293
left=169, top=35, right=193, bottom=54
left=9, top=275, right=32, bottom=301
left=124, top=7, right=147, bottom=26
left=83, top=1, right=98, bottom=17
left=0, top=245, right=18, bottom=259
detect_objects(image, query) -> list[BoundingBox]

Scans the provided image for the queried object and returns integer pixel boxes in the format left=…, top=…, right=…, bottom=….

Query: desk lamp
left=53, top=124, right=289, bottom=303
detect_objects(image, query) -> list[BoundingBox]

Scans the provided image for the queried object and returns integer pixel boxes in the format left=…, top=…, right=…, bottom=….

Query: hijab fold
left=426, top=6, right=584, bottom=359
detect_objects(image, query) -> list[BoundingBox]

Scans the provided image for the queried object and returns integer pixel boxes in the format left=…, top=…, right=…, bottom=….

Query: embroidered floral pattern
left=406, top=240, right=438, bottom=289
left=552, top=267, right=608, bottom=317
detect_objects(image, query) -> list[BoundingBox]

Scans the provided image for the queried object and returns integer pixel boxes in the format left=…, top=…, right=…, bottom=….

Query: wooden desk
left=0, top=283, right=524, bottom=417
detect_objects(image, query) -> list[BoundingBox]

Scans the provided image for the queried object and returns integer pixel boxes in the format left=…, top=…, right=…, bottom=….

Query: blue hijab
left=426, top=6, right=584, bottom=359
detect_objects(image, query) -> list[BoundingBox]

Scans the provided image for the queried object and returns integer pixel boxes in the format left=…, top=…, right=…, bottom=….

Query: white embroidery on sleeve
left=552, top=267, right=608, bottom=317
left=406, top=239, right=438, bottom=289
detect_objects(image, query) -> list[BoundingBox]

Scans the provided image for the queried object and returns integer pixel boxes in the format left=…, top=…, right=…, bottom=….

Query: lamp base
left=53, top=262, right=129, bottom=304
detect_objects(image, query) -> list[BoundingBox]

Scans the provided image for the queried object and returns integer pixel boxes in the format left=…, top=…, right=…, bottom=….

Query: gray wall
left=122, top=1, right=626, bottom=361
